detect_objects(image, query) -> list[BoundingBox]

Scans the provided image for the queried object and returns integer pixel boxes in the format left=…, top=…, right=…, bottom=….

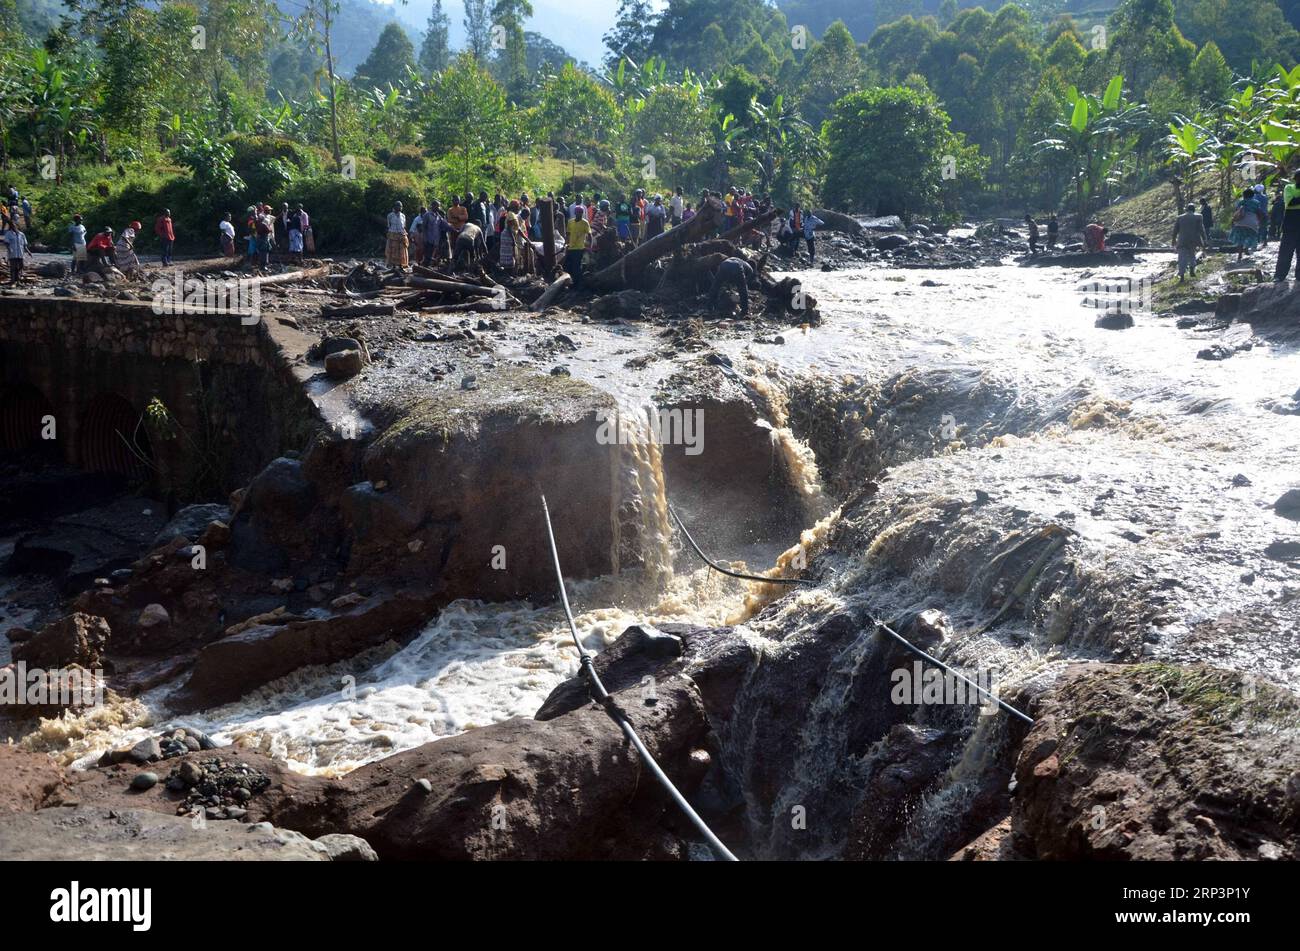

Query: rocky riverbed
left=1, top=228, right=1296, bottom=861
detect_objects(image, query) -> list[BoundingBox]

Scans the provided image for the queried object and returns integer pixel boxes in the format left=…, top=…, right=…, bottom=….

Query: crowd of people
left=375, top=184, right=821, bottom=293
left=31, top=173, right=1300, bottom=294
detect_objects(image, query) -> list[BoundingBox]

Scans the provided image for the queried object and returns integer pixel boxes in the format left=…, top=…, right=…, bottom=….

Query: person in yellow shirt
left=565, top=207, right=591, bottom=289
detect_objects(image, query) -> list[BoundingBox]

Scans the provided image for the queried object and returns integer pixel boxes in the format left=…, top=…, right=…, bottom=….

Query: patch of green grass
left=1121, top=662, right=1300, bottom=730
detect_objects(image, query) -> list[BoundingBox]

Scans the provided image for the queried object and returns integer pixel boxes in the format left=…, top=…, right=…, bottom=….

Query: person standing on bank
left=386, top=201, right=409, bottom=269
left=1273, top=171, right=1300, bottom=282
left=155, top=208, right=175, bottom=266
left=1172, top=202, right=1208, bottom=282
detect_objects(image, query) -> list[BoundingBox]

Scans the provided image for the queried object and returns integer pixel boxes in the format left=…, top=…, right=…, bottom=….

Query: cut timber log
left=586, top=197, right=725, bottom=291
left=531, top=273, right=572, bottom=311
left=811, top=208, right=862, bottom=236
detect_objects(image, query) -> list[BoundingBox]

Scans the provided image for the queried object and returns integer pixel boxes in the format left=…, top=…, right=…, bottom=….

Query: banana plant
left=1164, top=117, right=1210, bottom=208
left=1032, top=76, right=1148, bottom=224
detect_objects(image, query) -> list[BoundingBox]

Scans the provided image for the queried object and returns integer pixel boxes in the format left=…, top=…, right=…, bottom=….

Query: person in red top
left=1084, top=221, right=1106, bottom=253
left=155, top=209, right=175, bottom=265
left=86, top=227, right=116, bottom=271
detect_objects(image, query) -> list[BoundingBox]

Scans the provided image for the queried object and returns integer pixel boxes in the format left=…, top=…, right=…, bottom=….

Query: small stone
left=128, top=737, right=162, bottom=764
left=414, top=778, right=433, bottom=793
left=331, top=592, right=366, bottom=611
left=314, top=834, right=379, bottom=862
left=178, top=760, right=204, bottom=786
left=137, top=603, right=170, bottom=628
left=131, top=772, right=158, bottom=791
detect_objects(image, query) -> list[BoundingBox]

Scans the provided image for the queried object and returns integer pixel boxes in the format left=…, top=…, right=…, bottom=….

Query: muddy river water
left=29, top=260, right=1300, bottom=791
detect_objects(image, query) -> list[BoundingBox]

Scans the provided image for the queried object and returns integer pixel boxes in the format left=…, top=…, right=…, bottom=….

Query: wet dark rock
left=844, top=724, right=954, bottom=859
left=1265, top=540, right=1300, bottom=561
left=8, top=496, right=167, bottom=593
left=152, top=503, right=230, bottom=548
left=589, top=289, right=648, bottom=322
left=875, top=234, right=910, bottom=252
left=131, top=771, right=158, bottom=791
left=1197, top=344, right=1234, bottom=361
left=536, top=623, right=685, bottom=720
left=172, top=587, right=436, bottom=710
left=228, top=457, right=319, bottom=574
left=1095, top=313, right=1134, bottom=330
left=1273, top=488, right=1300, bottom=520
left=265, top=658, right=712, bottom=860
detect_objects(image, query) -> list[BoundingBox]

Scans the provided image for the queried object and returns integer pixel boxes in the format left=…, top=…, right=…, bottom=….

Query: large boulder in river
left=171, top=586, right=436, bottom=711
left=1008, top=662, right=1300, bottom=860
left=342, top=367, right=622, bottom=601
left=265, top=626, right=717, bottom=860
left=11, top=612, right=110, bottom=669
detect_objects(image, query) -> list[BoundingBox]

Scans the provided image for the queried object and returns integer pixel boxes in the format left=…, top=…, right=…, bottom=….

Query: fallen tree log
left=586, top=196, right=725, bottom=292
left=420, top=299, right=503, bottom=314
left=812, top=208, right=863, bottom=236
left=406, top=275, right=501, bottom=297
left=718, top=206, right=783, bottom=242
left=320, top=302, right=396, bottom=319
left=531, top=273, right=572, bottom=311
left=246, top=265, right=330, bottom=288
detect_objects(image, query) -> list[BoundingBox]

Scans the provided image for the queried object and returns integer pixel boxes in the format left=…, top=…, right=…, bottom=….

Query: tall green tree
left=824, top=85, right=972, bottom=217
left=1184, top=40, right=1232, bottom=104
left=491, top=0, right=533, bottom=95
left=421, top=52, right=510, bottom=193
left=463, top=0, right=492, bottom=61
left=418, top=0, right=451, bottom=75
left=798, top=20, right=865, bottom=128
left=1106, top=0, right=1195, bottom=97
left=604, top=0, right=654, bottom=71
left=354, top=22, right=416, bottom=88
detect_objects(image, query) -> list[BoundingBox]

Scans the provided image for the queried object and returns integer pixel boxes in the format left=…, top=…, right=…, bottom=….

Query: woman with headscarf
left=498, top=206, right=520, bottom=273
left=386, top=201, right=408, bottom=269
left=115, top=220, right=142, bottom=275
left=1230, top=187, right=1262, bottom=260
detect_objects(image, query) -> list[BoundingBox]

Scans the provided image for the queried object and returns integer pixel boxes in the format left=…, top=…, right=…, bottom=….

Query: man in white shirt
left=5, top=226, right=31, bottom=284
left=670, top=188, right=684, bottom=226
left=68, top=214, right=87, bottom=273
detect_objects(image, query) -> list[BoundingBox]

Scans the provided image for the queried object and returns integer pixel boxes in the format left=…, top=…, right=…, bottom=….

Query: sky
left=381, top=0, right=662, bottom=63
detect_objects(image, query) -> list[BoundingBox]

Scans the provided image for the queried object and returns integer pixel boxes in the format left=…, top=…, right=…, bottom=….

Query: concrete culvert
left=77, top=392, right=151, bottom=479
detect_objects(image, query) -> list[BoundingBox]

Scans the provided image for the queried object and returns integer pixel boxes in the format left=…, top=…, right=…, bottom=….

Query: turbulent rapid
left=25, top=257, right=1300, bottom=848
